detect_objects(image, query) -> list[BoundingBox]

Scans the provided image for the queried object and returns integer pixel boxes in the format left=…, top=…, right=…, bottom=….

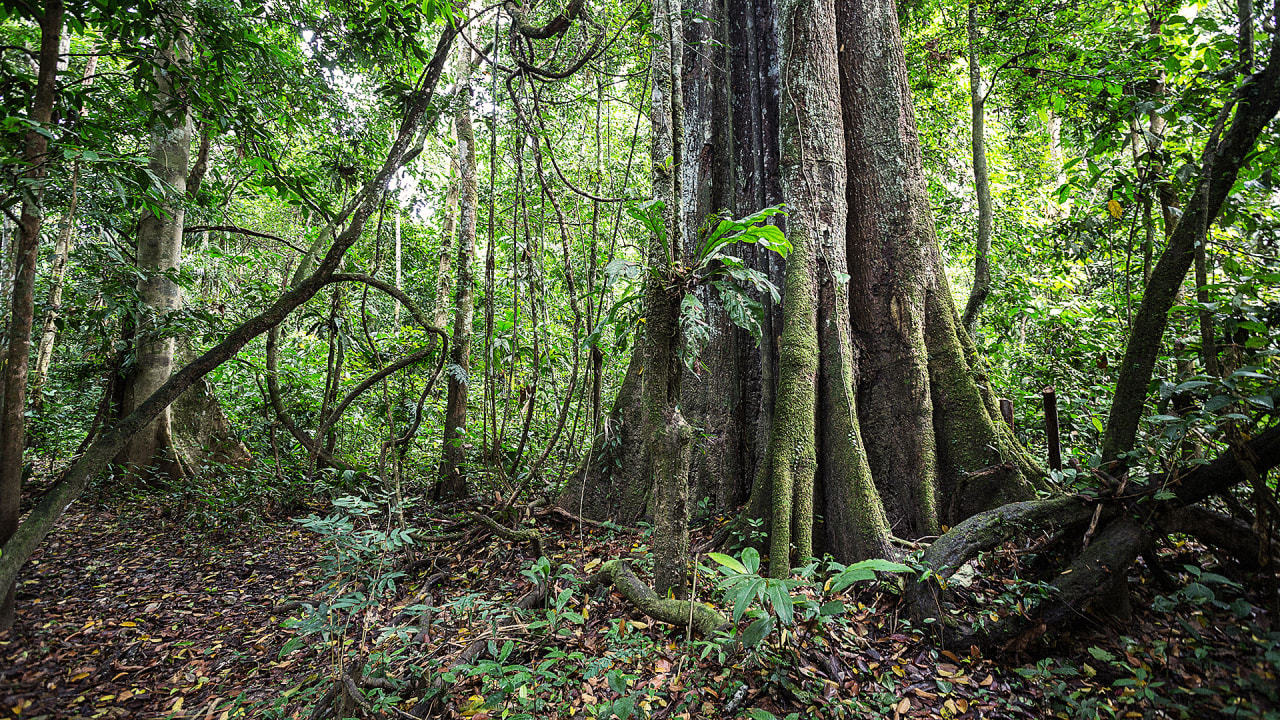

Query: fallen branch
left=591, top=559, right=727, bottom=637
left=470, top=511, right=545, bottom=557
left=538, top=505, right=642, bottom=535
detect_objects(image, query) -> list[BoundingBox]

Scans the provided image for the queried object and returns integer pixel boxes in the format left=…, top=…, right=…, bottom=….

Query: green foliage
left=706, top=549, right=912, bottom=653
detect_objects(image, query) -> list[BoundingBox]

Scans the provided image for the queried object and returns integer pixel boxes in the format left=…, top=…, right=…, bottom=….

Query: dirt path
left=1, top=510, right=322, bottom=719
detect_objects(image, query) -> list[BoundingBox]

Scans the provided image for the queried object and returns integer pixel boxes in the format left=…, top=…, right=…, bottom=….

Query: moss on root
left=592, top=559, right=728, bottom=637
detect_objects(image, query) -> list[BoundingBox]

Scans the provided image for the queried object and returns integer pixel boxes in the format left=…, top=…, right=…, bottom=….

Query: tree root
left=1162, top=504, right=1280, bottom=571
left=469, top=511, right=545, bottom=557
left=537, top=504, right=642, bottom=535
left=591, top=559, right=727, bottom=637
left=916, top=424, right=1280, bottom=651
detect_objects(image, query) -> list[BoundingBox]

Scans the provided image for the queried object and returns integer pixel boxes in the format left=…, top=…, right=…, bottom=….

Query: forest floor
left=2, top=498, right=1278, bottom=720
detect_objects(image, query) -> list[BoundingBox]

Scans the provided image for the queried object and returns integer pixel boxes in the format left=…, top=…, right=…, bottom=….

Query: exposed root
left=916, top=425, right=1280, bottom=651
left=469, top=511, right=545, bottom=557
left=591, top=559, right=727, bottom=637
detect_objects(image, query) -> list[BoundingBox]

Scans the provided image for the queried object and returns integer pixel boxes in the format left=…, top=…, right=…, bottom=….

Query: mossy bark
left=653, top=409, right=694, bottom=598
left=642, top=0, right=691, bottom=595
left=593, top=559, right=727, bottom=636
left=764, top=0, right=895, bottom=577
left=559, top=0, right=781, bottom=525
left=837, top=0, right=1035, bottom=534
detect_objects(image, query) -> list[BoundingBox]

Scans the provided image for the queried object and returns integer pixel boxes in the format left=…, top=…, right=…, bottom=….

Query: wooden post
left=1043, top=386, right=1062, bottom=471
left=998, top=397, right=1014, bottom=433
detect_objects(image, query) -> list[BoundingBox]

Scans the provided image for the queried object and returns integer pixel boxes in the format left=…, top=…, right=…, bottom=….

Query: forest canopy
left=0, top=0, right=1278, bottom=717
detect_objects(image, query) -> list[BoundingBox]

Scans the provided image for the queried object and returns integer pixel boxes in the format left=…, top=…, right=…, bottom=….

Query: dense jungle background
left=1, top=0, right=1279, bottom=717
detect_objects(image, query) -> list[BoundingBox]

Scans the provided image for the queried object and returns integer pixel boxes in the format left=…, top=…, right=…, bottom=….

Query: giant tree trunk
left=438, top=41, right=478, bottom=500
left=0, top=0, right=62, bottom=629
left=645, top=0, right=693, bottom=598
left=560, top=0, right=782, bottom=524
left=118, top=30, right=193, bottom=482
left=837, top=0, right=1036, bottom=536
left=763, top=0, right=895, bottom=576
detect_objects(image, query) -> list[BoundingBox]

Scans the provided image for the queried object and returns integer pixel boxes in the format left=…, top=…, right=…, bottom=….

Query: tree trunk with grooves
left=838, top=0, right=1036, bottom=535
left=560, top=0, right=782, bottom=525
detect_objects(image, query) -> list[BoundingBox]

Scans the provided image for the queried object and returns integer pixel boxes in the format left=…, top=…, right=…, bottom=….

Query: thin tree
left=0, top=0, right=62, bottom=628
left=439, top=38, right=479, bottom=499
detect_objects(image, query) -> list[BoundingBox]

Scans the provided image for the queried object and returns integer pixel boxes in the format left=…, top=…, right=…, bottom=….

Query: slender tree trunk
left=0, top=0, right=62, bottom=629
left=118, top=27, right=193, bottom=481
left=439, top=40, right=478, bottom=499
left=31, top=53, right=98, bottom=414
left=30, top=165, right=78, bottom=415
left=1103, top=41, right=1280, bottom=464
left=961, top=1, right=993, bottom=334
left=1195, top=235, right=1218, bottom=377
left=434, top=157, right=459, bottom=328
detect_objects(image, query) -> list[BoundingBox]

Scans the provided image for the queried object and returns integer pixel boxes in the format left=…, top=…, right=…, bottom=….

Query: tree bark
left=764, top=0, right=896, bottom=578
left=838, top=0, right=1037, bottom=534
left=645, top=0, right=691, bottom=596
left=118, top=27, right=193, bottom=482
left=961, top=0, right=993, bottom=334
left=434, top=156, right=459, bottom=329
left=438, top=40, right=478, bottom=500
left=561, top=0, right=782, bottom=524
left=0, top=0, right=62, bottom=629
left=29, top=164, right=77, bottom=416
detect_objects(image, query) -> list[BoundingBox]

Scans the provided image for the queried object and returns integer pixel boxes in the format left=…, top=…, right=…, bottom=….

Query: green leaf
left=733, top=579, right=760, bottom=623
left=851, top=559, right=913, bottom=574
left=741, top=615, right=773, bottom=648
left=819, top=600, right=845, bottom=616
left=767, top=581, right=794, bottom=625
left=1087, top=646, right=1115, bottom=663
left=709, top=552, right=747, bottom=575
left=742, top=547, right=760, bottom=574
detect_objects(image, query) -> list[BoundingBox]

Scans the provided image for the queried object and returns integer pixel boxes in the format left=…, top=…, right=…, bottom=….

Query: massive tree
left=561, top=0, right=783, bottom=524
left=567, top=0, right=1039, bottom=574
